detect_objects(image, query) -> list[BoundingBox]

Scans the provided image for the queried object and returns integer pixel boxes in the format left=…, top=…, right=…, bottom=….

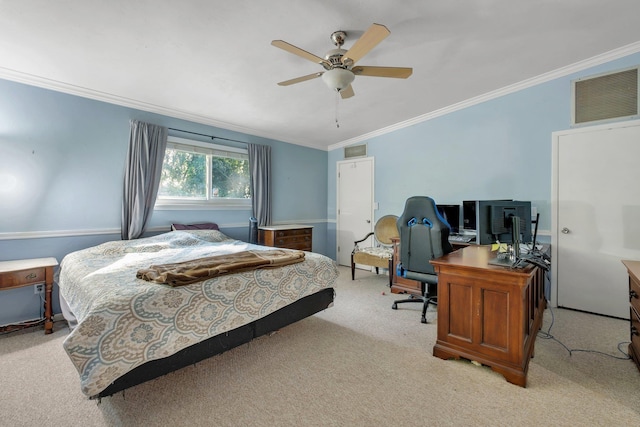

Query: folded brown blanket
left=137, top=249, right=306, bottom=287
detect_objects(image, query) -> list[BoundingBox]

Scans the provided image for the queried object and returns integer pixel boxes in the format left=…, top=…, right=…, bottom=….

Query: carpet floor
left=1, top=266, right=639, bottom=426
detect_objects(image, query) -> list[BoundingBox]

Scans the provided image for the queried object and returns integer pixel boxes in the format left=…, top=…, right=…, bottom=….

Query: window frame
left=154, top=136, right=251, bottom=211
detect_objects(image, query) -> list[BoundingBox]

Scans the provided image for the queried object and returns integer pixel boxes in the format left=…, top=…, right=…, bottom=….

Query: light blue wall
left=0, top=79, right=328, bottom=325
left=3, top=49, right=639, bottom=325
left=327, top=51, right=640, bottom=260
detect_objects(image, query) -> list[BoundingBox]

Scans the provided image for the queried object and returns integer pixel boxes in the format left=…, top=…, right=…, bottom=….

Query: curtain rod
left=168, top=127, right=247, bottom=145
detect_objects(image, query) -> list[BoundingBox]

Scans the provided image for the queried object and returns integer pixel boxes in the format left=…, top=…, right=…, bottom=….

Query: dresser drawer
left=0, top=267, right=46, bottom=290
left=275, top=234, right=311, bottom=245
left=259, top=226, right=313, bottom=251
left=275, top=228, right=311, bottom=238
left=631, top=305, right=640, bottom=359
left=630, top=272, right=640, bottom=315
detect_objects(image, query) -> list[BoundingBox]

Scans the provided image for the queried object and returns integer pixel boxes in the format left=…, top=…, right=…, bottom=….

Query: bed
left=57, top=228, right=339, bottom=399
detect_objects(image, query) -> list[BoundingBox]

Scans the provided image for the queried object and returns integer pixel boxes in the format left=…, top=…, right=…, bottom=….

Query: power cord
left=0, top=318, right=45, bottom=335
left=0, top=291, right=48, bottom=336
left=538, top=301, right=631, bottom=361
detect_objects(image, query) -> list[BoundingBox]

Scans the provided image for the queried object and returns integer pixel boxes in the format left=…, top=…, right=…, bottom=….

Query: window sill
left=154, top=199, right=251, bottom=211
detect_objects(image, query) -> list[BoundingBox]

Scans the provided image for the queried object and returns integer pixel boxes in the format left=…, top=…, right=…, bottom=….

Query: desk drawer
left=0, top=268, right=45, bottom=289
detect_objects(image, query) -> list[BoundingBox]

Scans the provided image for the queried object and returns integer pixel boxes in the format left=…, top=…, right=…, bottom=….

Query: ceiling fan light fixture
left=322, top=68, right=355, bottom=91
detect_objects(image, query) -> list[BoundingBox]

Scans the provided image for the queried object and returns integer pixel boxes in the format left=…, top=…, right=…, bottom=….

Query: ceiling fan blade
left=277, top=72, right=323, bottom=86
left=340, top=85, right=355, bottom=99
left=341, top=23, right=390, bottom=65
left=352, top=66, right=413, bottom=79
left=271, top=40, right=330, bottom=67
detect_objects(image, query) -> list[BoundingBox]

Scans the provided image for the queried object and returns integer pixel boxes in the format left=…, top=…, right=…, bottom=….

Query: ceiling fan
left=271, top=23, right=412, bottom=99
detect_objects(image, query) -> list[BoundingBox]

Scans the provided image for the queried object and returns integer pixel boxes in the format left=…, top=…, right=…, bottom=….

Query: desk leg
left=44, top=266, right=54, bottom=334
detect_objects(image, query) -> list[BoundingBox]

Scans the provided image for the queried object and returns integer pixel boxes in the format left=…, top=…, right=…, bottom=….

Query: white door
left=337, top=158, right=374, bottom=267
left=552, top=121, right=640, bottom=319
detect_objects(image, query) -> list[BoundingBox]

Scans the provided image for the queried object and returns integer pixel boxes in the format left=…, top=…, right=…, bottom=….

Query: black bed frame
left=94, top=287, right=335, bottom=399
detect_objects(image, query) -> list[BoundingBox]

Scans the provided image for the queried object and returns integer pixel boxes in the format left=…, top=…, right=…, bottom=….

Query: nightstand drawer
left=0, top=268, right=46, bottom=290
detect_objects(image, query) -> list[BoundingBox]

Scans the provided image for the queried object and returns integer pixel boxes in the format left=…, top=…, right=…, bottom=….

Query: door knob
left=561, top=227, right=570, bottom=234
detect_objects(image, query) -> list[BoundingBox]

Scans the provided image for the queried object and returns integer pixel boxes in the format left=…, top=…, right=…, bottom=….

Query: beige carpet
left=1, top=266, right=639, bottom=426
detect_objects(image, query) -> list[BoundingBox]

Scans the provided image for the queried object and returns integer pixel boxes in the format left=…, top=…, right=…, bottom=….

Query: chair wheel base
left=421, top=316, right=427, bottom=324
left=391, top=303, right=397, bottom=310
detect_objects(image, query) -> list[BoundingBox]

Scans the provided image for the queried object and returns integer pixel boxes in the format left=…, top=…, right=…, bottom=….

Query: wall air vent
left=344, top=144, right=367, bottom=159
left=572, top=67, right=639, bottom=125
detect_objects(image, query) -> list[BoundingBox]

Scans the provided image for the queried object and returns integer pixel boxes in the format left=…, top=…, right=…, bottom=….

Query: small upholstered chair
left=351, top=215, right=399, bottom=287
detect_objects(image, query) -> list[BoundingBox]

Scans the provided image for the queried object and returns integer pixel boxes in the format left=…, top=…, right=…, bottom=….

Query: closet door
left=553, top=121, right=640, bottom=318
left=336, top=158, right=374, bottom=267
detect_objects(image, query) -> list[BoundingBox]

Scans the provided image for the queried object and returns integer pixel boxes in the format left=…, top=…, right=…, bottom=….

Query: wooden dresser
left=431, top=245, right=546, bottom=387
left=622, top=260, right=640, bottom=371
left=258, top=225, right=313, bottom=251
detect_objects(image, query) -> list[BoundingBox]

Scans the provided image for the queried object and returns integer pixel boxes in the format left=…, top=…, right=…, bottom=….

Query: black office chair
left=392, top=196, right=453, bottom=323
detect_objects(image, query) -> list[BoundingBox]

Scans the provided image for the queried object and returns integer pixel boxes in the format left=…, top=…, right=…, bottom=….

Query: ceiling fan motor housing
left=324, top=48, right=349, bottom=68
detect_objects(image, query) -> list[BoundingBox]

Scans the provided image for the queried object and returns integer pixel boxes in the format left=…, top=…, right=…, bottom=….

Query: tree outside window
left=156, top=138, right=250, bottom=207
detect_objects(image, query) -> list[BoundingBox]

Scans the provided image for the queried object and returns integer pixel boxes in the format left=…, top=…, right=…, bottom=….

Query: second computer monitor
left=485, top=200, right=532, bottom=244
left=437, top=204, right=460, bottom=234
left=463, top=200, right=532, bottom=244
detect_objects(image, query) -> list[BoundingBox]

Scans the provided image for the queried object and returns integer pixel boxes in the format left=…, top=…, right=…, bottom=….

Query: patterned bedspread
left=58, top=230, right=339, bottom=397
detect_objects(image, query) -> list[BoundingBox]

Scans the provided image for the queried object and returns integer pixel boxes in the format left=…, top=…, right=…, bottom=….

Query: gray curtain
left=121, top=120, right=168, bottom=240
left=248, top=143, right=272, bottom=226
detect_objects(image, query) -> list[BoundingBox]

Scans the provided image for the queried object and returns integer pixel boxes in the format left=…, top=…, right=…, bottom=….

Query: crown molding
left=329, top=40, right=640, bottom=151
left=3, top=40, right=640, bottom=154
left=0, top=66, right=324, bottom=151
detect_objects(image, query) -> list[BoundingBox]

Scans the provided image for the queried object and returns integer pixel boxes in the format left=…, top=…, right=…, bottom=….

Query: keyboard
left=449, top=235, right=475, bottom=243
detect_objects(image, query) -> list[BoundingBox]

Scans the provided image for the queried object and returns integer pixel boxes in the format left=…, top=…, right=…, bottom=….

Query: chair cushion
left=355, top=246, right=393, bottom=258
left=353, top=246, right=393, bottom=269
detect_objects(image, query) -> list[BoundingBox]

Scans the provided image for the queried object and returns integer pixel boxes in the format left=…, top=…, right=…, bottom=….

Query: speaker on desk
left=249, top=217, right=258, bottom=244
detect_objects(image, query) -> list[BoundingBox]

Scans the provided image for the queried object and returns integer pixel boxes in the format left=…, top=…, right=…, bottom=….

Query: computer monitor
left=464, top=199, right=514, bottom=243
left=462, top=200, right=477, bottom=232
left=437, top=204, right=460, bottom=234
left=487, top=200, right=532, bottom=244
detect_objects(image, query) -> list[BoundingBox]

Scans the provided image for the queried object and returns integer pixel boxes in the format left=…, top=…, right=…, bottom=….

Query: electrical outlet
left=34, top=284, right=44, bottom=294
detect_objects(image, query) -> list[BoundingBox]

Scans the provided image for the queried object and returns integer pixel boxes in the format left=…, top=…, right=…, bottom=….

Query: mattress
left=57, top=230, right=339, bottom=397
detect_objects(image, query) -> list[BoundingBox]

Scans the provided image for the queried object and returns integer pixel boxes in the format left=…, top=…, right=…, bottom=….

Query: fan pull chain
left=335, top=91, right=340, bottom=128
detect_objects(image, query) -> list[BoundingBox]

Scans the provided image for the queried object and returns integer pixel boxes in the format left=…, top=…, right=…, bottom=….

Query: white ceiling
left=2, top=1, right=640, bottom=151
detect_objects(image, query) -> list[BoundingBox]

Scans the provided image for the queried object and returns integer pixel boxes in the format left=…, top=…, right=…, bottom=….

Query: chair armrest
left=354, top=232, right=374, bottom=246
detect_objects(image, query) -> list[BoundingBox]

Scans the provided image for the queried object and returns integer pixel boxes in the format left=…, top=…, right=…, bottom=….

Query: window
left=155, top=137, right=251, bottom=210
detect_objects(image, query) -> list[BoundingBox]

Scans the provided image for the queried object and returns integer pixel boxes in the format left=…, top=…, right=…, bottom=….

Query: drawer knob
left=25, top=272, right=37, bottom=280
left=632, top=326, right=640, bottom=337
left=631, top=290, right=639, bottom=301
